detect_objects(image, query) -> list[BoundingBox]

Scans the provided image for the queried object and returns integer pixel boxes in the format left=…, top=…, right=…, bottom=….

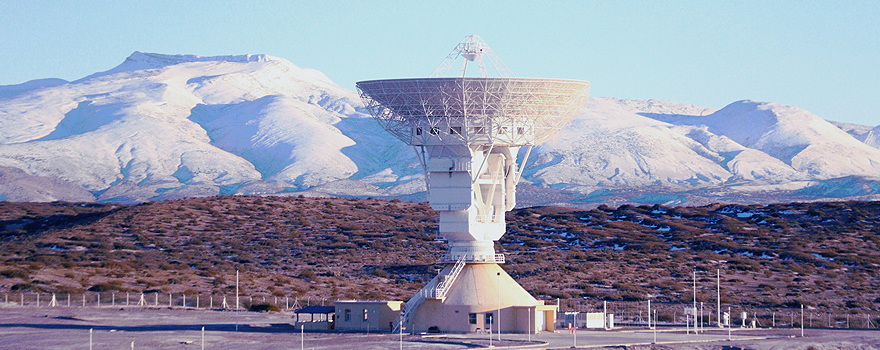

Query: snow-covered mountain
left=1, top=52, right=878, bottom=206
left=0, top=52, right=418, bottom=202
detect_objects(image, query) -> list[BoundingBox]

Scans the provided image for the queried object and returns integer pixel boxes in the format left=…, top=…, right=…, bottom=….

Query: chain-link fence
left=553, top=298, right=879, bottom=330
left=0, top=292, right=333, bottom=311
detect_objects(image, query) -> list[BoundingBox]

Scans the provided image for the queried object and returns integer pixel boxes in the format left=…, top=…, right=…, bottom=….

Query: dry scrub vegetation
left=0, top=197, right=878, bottom=314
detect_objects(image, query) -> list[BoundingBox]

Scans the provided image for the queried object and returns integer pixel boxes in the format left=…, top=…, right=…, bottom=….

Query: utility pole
left=497, top=271, right=501, bottom=341
left=801, top=304, right=804, bottom=337
left=693, top=270, right=697, bottom=335
left=727, top=307, right=731, bottom=341
left=717, top=269, right=721, bottom=327
left=236, top=269, right=240, bottom=310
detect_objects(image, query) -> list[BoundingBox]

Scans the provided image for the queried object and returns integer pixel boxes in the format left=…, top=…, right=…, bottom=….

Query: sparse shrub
left=248, top=303, right=281, bottom=312
left=88, top=281, right=123, bottom=292
left=298, top=269, right=317, bottom=280
left=371, top=269, right=390, bottom=278
left=0, top=269, right=28, bottom=279
left=10, top=283, right=32, bottom=291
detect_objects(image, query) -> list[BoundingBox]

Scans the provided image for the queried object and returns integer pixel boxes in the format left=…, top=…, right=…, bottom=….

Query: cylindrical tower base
left=408, top=263, right=556, bottom=334
left=442, top=241, right=504, bottom=263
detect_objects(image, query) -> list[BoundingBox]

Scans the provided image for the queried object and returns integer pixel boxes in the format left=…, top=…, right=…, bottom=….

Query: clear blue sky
left=1, top=0, right=878, bottom=125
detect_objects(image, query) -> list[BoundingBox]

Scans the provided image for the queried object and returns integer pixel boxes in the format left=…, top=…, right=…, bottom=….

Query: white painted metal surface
left=358, top=36, right=589, bottom=263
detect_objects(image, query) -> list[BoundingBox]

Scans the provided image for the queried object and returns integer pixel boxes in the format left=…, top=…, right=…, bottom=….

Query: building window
left=469, top=313, right=477, bottom=325
left=485, top=313, right=494, bottom=325
left=429, top=127, right=440, bottom=135
left=363, top=308, right=369, bottom=322
left=344, top=309, right=351, bottom=322
left=517, top=127, right=525, bottom=135
left=473, top=127, right=485, bottom=134
left=415, top=127, right=423, bottom=135
left=450, top=127, right=462, bottom=135
left=499, top=127, right=508, bottom=134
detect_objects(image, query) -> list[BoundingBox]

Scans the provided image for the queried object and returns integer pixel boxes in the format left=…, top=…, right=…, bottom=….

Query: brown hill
left=1, top=196, right=878, bottom=314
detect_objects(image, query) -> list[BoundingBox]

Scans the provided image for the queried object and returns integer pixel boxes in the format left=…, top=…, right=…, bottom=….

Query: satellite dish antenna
left=357, top=35, right=590, bottom=334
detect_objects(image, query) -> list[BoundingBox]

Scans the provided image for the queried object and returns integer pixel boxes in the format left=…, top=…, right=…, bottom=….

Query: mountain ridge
left=0, top=52, right=878, bottom=206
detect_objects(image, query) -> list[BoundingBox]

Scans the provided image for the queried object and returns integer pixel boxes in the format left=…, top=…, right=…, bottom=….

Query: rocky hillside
left=0, top=196, right=877, bottom=314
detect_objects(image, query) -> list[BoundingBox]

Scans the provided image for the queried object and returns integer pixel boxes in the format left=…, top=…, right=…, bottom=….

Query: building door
left=535, top=310, right=545, bottom=332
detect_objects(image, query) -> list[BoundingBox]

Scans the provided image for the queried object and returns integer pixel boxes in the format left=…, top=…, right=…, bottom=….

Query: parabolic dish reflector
left=357, top=77, right=590, bottom=146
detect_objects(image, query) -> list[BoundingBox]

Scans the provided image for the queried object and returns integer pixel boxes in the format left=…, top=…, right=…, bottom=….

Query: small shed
left=295, top=305, right=335, bottom=330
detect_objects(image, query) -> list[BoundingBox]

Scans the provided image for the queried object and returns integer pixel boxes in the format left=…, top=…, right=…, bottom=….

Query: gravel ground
left=0, top=306, right=465, bottom=349
left=625, top=328, right=880, bottom=350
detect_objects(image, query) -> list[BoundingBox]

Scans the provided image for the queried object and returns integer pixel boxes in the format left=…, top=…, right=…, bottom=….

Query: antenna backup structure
left=357, top=35, right=590, bottom=334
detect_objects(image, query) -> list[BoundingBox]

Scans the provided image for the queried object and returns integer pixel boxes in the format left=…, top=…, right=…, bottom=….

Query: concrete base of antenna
left=407, top=263, right=558, bottom=334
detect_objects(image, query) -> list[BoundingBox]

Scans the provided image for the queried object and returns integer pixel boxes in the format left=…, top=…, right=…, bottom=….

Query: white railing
left=393, top=282, right=435, bottom=333
left=440, top=253, right=505, bottom=263
left=433, top=256, right=466, bottom=299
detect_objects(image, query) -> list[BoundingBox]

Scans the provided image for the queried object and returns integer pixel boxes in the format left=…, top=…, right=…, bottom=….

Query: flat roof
left=295, top=305, right=335, bottom=314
